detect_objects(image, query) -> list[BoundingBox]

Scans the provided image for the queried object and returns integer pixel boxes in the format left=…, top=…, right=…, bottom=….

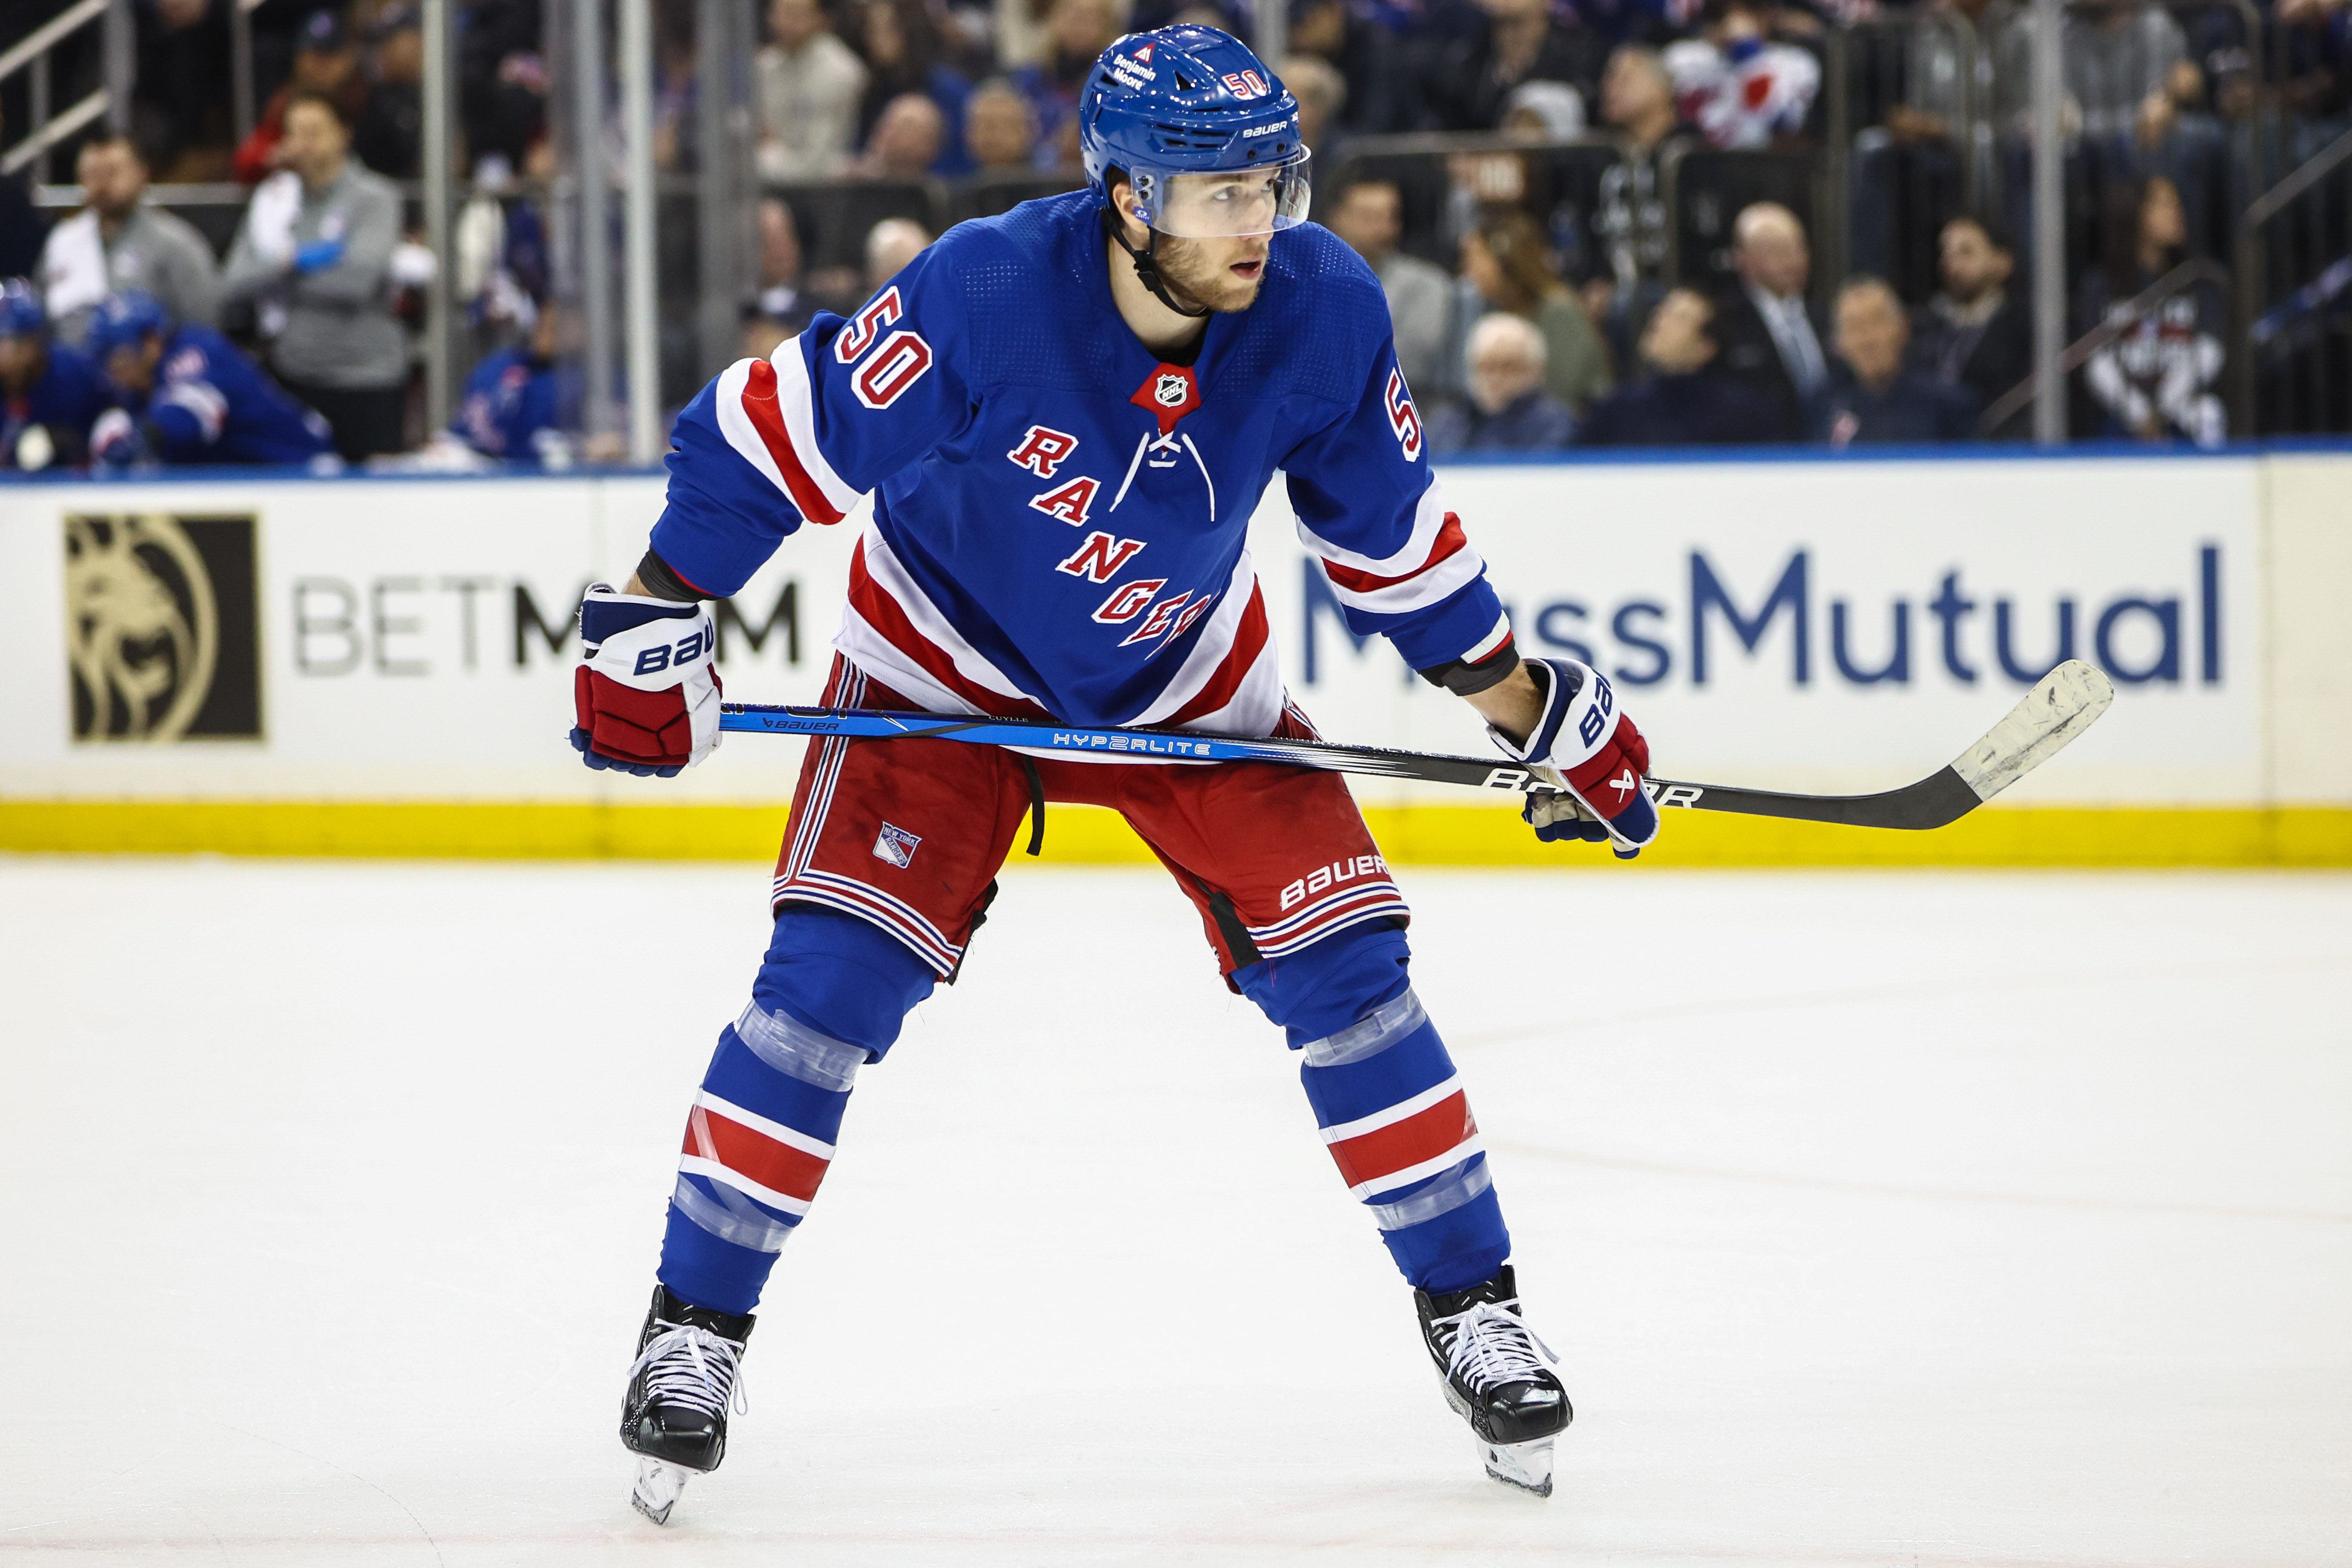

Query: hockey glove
left=571, top=584, right=723, bottom=778
left=1488, top=658, right=1659, bottom=859
left=88, top=408, right=152, bottom=469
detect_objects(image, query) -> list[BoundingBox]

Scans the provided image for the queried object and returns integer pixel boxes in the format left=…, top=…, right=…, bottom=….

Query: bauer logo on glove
left=571, top=584, right=724, bottom=778
left=1487, top=658, right=1659, bottom=859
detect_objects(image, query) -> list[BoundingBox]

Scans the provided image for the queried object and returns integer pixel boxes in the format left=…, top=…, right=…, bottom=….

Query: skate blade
left=631, top=1456, right=692, bottom=1525
left=1478, top=1435, right=1554, bottom=1498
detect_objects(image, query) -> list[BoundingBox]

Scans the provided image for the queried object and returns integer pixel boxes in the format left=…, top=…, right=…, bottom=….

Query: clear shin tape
left=1366, top=1155, right=1492, bottom=1232
left=1302, top=988, right=1428, bottom=1067
left=672, top=1173, right=798, bottom=1253
left=733, top=1002, right=867, bottom=1091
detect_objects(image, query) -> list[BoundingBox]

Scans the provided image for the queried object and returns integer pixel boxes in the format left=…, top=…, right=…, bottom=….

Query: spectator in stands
left=85, top=290, right=335, bottom=467
left=1664, top=0, right=1820, bottom=149
left=2132, top=58, right=2231, bottom=260
left=448, top=304, right=568, bottom=465
left=1579, top=286, right=1777, bottom=444
left=1847, top=0, right=1993, bottom=290
left=747, top=197, right=812, bottom=350
left=865, top=217, right=933, bottom=291
left=1911, top=214, right=2031, bottom=437
left=1812, top=278, right=1978, bottom=445
left=2076, top=175, right=2226, bottom=447
left=2065, top=0, right=2188, bottom=147
left=1711, top=202, right=1827, bottom=439
left=458, top=0, right=550, bottom=171
left=1428, top=313, right=1576, bottom=453
left=965, top=79, right=1045, bottom=173
left=132, top=0, right=232, bottom=179
left=758, top=0, right=871, bottom=180
left=851, top=93, right=950, bottom=179
left=1285, top=56, right=1351, bottom=163
left=1011, top=0, right=1123, bottom=168
left=1288, top=0, right=1412, bottom=135
left=1325, top=178, right=1453, bottom=396
left=221, top=91, right=409, bottom=462
left=235, top=10, right=371, bottom=185
left=1460, top=210, right=1613, bottom=416
left=38, top=134, right=223, bottom=346
left=0, top=279, right=109, bottom=472
left=0, top=106, right=49, bottom=278
left=353, top=3, right=426, bottom=180
left=849, top=0, right=972, bottom=172
left=1586, top=45, right=1688, bottom=371
left=1423, top=0, right=1604, bottom=132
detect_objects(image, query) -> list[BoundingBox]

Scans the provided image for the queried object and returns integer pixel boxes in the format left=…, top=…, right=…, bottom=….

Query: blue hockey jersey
left=134, top=326, right=334, bottom=466
left=2, top=341, right=111, bottom=467
left=650, top=191, right=1509, bottom=739
left=451, top=345, right=565, bottom=461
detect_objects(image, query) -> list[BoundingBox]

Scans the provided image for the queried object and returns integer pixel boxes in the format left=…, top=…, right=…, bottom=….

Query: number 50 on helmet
left=1079, top=25, right=1311, bottom=240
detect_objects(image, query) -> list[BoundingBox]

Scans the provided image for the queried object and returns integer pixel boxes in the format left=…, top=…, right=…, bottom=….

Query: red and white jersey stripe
left=715, top=350, right=864, bottom=528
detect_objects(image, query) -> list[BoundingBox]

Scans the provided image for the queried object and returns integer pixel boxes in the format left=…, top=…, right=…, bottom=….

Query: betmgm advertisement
left=0, top=455, right=2341, bottom=863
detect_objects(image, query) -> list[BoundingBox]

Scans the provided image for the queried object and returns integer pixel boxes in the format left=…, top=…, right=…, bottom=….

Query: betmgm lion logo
left=64, top=514, right=262, bottom=742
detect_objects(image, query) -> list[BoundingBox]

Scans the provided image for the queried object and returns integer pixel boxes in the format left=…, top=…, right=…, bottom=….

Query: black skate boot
left=1413, top=1264, right=1571, bottom=1497
left=621, top=1284, right=755, bottom=1524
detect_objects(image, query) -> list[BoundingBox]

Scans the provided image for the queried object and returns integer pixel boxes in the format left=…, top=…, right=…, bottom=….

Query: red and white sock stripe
left=677, top=1090, right=835, bottom=1217
left=1320, top=1075, right=1483, bottom=1201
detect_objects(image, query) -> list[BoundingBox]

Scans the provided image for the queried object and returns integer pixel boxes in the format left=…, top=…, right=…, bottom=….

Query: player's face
left=106, top=339, right=161, bottom=397
left=1149, top=228, right=1273, bottom=314
left=0, top=335, right=42, bottom=391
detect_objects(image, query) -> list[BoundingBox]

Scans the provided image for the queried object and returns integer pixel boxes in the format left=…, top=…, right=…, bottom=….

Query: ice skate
left=1414, top=1265, right=1570, bottom=1497
left=620, top=1285, right=754, bottom=1524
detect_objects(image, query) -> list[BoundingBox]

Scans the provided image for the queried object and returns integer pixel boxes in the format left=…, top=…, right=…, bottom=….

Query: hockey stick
left=716, top=659, right=2114, bottom=831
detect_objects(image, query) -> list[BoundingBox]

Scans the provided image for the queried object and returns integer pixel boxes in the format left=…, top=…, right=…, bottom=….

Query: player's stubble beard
left=1151, top=233, right=1271, bottom=315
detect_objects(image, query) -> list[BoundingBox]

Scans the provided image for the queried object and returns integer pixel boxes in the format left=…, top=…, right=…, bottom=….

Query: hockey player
left=85, top=291, right=336, bottom=468
left=0, top=279, right=111, bottom=471
left=578, top=26, right=1661, bottom=1521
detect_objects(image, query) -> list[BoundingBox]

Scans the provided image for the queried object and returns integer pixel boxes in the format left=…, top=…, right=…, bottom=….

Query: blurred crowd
left=2, top=0, right=2346, bottom=470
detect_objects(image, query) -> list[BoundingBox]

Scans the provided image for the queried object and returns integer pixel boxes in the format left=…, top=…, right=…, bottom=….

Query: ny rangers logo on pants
left=871, top=823, right=922, bottom=868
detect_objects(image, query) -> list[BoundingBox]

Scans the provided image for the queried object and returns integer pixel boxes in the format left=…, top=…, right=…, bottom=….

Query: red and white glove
left=1489, top=658, right=1659, bottom=858
left=570, top=584, right=722, bottom=778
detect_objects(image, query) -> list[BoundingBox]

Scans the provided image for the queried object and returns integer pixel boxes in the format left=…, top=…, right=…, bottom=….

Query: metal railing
left=0, top=0, right=129, bottom=179
left=1979, top=255, right=2232, bottom=432
left=2233, top=121, right=2352, bottom=435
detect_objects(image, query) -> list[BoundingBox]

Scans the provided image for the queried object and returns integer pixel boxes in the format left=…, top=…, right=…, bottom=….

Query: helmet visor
left=1140, top=152, right=1312, bottom=239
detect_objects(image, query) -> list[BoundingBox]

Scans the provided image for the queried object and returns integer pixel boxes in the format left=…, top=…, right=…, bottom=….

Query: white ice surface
left=1, top=858, right=2347, bottom=1567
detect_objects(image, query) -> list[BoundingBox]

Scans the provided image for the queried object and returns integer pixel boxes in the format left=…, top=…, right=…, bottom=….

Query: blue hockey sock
left=1235, top=923, right=1512, bottom=1294
left=657, top=906, right=936, bottom=1315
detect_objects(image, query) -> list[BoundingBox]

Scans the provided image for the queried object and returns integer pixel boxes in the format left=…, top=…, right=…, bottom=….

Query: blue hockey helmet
left=87, top=289, right=174, bottom=361
left=1080, top=26, right=1310, bottom=239
left=0, top=277, right=45, bottom=341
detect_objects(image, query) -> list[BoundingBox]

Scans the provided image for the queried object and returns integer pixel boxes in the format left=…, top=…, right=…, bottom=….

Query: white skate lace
left=1435, top=1301, right=1557, bottom=1392
left=628, top=1320, right=748, bottom=1420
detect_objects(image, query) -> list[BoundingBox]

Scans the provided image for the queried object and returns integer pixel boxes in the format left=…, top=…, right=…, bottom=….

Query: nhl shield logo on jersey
left=871, top=822, right=923, bottom=868
left=1129, top=363, right=1200, bottom=437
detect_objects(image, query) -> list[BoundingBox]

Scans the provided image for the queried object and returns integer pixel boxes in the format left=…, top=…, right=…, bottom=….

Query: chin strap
left=1104, top=207, right=1210, bottom=320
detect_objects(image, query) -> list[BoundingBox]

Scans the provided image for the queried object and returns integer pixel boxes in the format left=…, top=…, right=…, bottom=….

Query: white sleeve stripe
left=1293, top=473, right=1449, bottom=575
left=772, top=336, right=864, bottom=518
left=157, top=380, right=228, bottom=443
left=1321, top=543, right=1486, bottom=616
left=712, top=359, right=793, bottom=499
left=1461, top=611, right=1514, bottom=662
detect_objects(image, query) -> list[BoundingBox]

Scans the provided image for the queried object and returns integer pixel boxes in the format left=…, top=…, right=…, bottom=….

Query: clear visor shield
left=1138, top=152, right=1312, bottom=239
